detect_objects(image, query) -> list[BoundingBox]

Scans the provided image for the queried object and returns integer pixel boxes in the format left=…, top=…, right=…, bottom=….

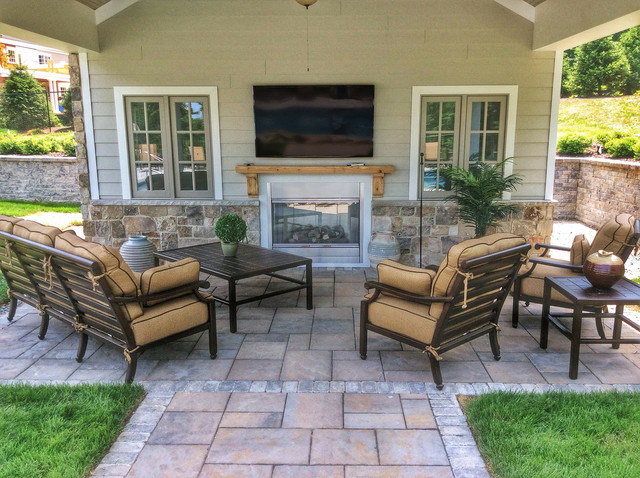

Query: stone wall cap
left=0, top=155, right=77, bottom=163
left=556, top=156, right=640, bottom=169
left=92, top=199, right=260, bottom=207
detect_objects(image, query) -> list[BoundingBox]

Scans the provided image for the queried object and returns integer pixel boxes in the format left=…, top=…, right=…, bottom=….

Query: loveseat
left=0, top=215, right=216, bottom=382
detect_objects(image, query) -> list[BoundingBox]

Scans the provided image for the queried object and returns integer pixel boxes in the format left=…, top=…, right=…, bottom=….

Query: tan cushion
left=570, top=234, right=590, bottom=265
left=140, top=257, right=200, bottom=300
left=13, top=219, right=62, bottom=247
left=0, top=215, right=21, bottom=234
left=430, top=233, right=526, bottom=317
left=377, top=259, right=436, bottom=295
left=588, top=213, right=636, bottom=258
left=366, top=293, right=438, bottom=345
left=55, top=231, right=143, bottom=321
left=518, top=260, right=578, bottom=305
left=130, top=294, right=209, bottom=346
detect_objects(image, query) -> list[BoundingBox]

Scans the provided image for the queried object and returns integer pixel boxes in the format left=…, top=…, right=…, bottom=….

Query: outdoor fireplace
left=260, top=177, right=371, bottom=266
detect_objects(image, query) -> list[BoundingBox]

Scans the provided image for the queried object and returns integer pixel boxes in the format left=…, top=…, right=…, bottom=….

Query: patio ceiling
left=0, top=0, right=638, bottom=53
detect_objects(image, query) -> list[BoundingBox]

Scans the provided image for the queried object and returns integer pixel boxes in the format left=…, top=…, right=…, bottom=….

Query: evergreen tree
left=572, top=36, right=630, bottom=97
left=620, top=26, right=640, bottom=94
left=561, top=47, right=577, bottom=97
left=0, top=65, right=59, bottom=131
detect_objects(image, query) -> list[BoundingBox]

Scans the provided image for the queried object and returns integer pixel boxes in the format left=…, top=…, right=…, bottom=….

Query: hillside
left=558, top=96, right=640, bottom=138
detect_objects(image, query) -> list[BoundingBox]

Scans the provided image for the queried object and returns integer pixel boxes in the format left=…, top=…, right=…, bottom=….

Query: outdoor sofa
left=0, top=215, right=216, bottom=382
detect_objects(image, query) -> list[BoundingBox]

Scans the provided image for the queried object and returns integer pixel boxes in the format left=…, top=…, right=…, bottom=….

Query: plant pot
left=221, top=241, right=239, bottom=257
left=120, top=235, right=156, bottom=272
left=368, top=231, right=400, bottom=266
left=583, top=250, right=624, bottom=289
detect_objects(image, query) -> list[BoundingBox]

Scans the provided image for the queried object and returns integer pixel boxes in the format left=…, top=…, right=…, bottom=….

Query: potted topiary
left=215, top=213, right=247, bottom=257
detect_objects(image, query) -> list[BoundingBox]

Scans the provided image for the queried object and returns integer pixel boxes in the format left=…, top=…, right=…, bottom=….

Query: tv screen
left=253, top=85, right=374, bottom=158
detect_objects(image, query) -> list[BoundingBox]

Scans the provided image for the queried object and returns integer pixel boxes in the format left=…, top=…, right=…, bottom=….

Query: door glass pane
left=179, top=164, right=193, bottom=191
left=487, top=102, right=501, bottom=130
left=440, top=133, right=454, bottom=161
left=147, top=133, right=163, bottom=160
left=426, top=102, right=440, bottom=131
left=149, top=165, right=165, bottom=191
left=133, top=133, right=148, bottom=161
left=192, top=134, right=206, bottom=161
left=131, top=103, right=146, bottom=130
left=469, top=133, right=483, bottom=162
left=146, top=102, right=161, bottom=131
left=135, top=165, right=150, bottom=191
left=441, top=102, right=456, bottom=130
left=423, top=166, right=438, bottom=191
left=485, top=133, right=499, bottom=161
left=175, top=102, right=190, bottom=131
left=194, top=164, right=208, bottom=190
left=190, top=102, right=205, bottom=131
left=177, top=133, right=191, bottom=161
left=470, top=102, right=485, bottom=130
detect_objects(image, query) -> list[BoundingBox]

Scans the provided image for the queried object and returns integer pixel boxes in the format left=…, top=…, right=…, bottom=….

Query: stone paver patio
left=2, top=266, right=640, bottom=477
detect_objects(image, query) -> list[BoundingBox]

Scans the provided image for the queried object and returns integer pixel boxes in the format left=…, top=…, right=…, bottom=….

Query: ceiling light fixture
left=296, top=0, right=318, bottom=9
left=296, top=0, right=318, bottom=72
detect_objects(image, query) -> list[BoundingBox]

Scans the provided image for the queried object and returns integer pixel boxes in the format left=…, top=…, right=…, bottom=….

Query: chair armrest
left=425, top=264, right=439, bottom=272
left=364, top=280, right=453, bottom=304
left=112, top=281, right=203, bottom=304
left=528, top=256, right=583, bottom=272
left=534, top=243, right=571, bottom=253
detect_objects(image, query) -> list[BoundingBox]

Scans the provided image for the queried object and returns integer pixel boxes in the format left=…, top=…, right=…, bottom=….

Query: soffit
left=524, top=0, right=547, bottom=6
left=75, top=0, right=111, bottom=9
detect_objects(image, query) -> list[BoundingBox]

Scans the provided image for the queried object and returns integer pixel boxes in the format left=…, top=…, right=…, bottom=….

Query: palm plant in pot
left=440, top=158, right=523, bottom=238
left=215, top=213, right=247, bottom=257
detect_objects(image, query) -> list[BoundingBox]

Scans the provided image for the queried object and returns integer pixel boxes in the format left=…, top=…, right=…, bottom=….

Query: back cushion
left=0, top=215, right=22, bottom=234
left=430, top=233, right=526, bottom=317
left=13, top=220, right=62, bottom=247
left=570, top=234, right=590, bottom=265
left=588, top=214, right=636, bottom=258
left=377, top=259, right=436, bottom=295
left=55, top=231, right=143, bottom=321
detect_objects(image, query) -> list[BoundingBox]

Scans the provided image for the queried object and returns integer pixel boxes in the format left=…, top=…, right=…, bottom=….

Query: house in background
left=0, top=35, right=70, bottom=113
left=0, top=0, right=638, bottom=266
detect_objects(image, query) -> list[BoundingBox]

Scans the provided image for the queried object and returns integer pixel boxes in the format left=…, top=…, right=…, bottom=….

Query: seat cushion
left=0, top=215, right=21, bottom=234
left=377, top=259, right=436, bottom=295
left=130, top=294, right=209, bottom=346
left=588, top=213, right=636, bottom=258
left=140, top=257, right=200, bottom=305
left=55, top=231, right=143, bottom=321
left=570, top=234, right=590, bottom=265
left=518, top=259, right=579, bottom=305
left=366, top=293, right=438, bottom=345
left=430, top=233, right=526, bottom=317
left=12, top=219, right=62, bottom=247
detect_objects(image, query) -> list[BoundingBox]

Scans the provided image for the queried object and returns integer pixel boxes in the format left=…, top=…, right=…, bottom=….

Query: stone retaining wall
left=0, top=155, right=80, bottom=203
left=554, top=157, right=640, bottom=228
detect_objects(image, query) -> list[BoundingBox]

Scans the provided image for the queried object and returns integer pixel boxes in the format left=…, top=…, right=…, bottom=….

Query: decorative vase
left=368, top=231, right=401, bottom=266
left=221, top=241, right=239, bottom=257
left=583, top=250, right=625, bottom=289
left=120, top=235, right=156, bottom=272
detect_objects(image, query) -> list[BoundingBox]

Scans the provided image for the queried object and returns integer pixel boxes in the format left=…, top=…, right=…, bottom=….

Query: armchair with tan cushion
left=511, top=213, right=640, bottom=328
left=361, top=233, right=530, bottom=389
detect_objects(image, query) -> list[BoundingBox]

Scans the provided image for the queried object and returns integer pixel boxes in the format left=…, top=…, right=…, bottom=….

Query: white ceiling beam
left=493, top=0, right=536, bottom=23
left=95, top=0, right=140, bottom=25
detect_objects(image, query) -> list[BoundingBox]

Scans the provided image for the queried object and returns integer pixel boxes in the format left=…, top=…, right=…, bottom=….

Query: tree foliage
left=60, top=89, right=73, bottom=126
left=563, top=27, right=640, bottom=98
left=0, top=65, right=60, bottom=131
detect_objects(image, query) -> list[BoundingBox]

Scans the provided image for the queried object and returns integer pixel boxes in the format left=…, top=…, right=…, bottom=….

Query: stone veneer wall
left=371, top=200, right=554, bottom=267
left=84, top=202, right=260, bottom=250
left=0, top=156, right=80, bottom=202
left=554, top=157, right=640, bottom=228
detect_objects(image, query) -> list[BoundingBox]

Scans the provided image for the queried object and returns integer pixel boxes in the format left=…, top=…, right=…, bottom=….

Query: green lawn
left=558, top=96, right=640, bottom=138
left=464, top=391, right=640, bottom=478
left=0, top=383, right=145, bottom=478
left=0, top=199, right=81, bottom=216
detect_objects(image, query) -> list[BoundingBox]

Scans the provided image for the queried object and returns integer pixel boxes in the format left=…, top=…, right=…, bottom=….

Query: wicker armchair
left=361, top=233, right=530, bottom=389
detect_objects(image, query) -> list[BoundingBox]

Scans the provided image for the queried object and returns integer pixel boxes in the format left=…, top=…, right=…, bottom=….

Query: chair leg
left=38, top=313, right=50, bottom=340
left=359, top=301, right=368, bottom=360
left=511, top=281, right=521, bottom=328
left=428, top=353, right=444, bottom=390
left=76, top=332, right=88, bottom=362
left=489, top=329, right=501, bottom=361
left=208, top=301, right=217, bottom=359
left=125, top=352, right=139, bottom=383
left=6, top=296, right=18, bottom=322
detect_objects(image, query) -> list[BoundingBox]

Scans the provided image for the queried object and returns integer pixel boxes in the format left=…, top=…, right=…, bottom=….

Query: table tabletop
left=544, top=276, right=640, bottom=306
left=154, top=242, right=311, bottom=280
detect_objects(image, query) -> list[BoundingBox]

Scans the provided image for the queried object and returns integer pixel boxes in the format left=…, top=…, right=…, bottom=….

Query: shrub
left=557, top=134, right=592, bottom=155
left=0, top=132, right=75, bottom=156
left=634, top=141, right=640, bottom=160
left=595, top=131, right=625, bottom=148
left=605, top=136, right=638, bottom=158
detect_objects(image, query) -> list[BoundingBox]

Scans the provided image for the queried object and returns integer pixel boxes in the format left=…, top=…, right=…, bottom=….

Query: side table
left=541, top=276, right=640, bottom=379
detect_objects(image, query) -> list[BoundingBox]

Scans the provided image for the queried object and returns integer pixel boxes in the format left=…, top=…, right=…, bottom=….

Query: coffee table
left=155, top=243, right=312, bottom=333
left=541, top=276, right=640, bottom=379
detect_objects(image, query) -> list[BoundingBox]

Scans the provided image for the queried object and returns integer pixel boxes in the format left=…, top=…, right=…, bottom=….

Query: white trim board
left=79, top=52, right=99, bottom=200
left=409, top=85, right=519, bottom=201
left=95, top=0, right=140, bottom=25
left=113, top=86, right=223, bottom=200
left=493, top=0, right=536, bottom=23
left=545, top=50, right=563, bottom=201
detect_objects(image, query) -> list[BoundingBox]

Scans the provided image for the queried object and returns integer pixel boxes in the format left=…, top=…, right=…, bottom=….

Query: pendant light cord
left=306, top=8, right=310, bottom=72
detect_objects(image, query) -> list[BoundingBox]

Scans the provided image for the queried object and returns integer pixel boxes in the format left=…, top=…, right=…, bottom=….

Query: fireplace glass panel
left=272, top=201, right=360, bottom=246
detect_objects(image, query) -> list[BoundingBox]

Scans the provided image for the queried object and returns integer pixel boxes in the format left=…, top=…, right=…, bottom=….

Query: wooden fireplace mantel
left=235, top=165, right=395, bottom=198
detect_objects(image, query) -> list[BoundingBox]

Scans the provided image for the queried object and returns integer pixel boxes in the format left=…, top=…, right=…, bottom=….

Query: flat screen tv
left=253, top=85, right=374, bottom=158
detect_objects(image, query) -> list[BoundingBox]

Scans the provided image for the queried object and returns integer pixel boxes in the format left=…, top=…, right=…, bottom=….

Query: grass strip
left=0, top=383, right=145, bottom=478
left=0, top=200, right=81, bottom=216
left=464, top=391, right=640, bottom=478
